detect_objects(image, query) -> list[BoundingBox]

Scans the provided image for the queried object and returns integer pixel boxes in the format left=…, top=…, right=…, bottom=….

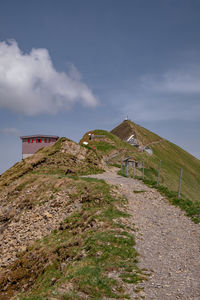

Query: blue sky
left=0, top=0, right=200, bottom=174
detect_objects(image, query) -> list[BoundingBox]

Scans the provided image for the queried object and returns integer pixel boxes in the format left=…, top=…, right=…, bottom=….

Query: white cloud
left=119, top=65, right=200, bottom=122
left=0, top=40, right=98, bottom=115
left=123, top=97, right=200, bottom=122
left=140, top=67, right=200, bottom=94
left=0, top=127, right=21, bottom=136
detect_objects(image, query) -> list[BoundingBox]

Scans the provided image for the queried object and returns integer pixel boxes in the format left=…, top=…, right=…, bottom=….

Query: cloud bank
left=0, top=40, right=98, bottom=115
left=120, top=66, right=200, bottom=122
left=0, top=127, right=21, bottom=136
left=140, top=67, right=200, bottom=94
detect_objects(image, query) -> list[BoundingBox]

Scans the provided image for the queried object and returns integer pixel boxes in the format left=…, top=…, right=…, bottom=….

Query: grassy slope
left=110, top=120, right=200, bottom=203
left=0, top=125, right=199, bottom=297
left=111, top=120, right=163, bottom=146
left=0, top=176, right=146, bottom=300
left=80, top=129, right=138, bottom=163
left=79, top=122, right=200, bottom=220
left=0, top=138, right=103, bottom=189
left=150, top=140, right=200, bottom=202
left=0, top=137, right=147, bottom=299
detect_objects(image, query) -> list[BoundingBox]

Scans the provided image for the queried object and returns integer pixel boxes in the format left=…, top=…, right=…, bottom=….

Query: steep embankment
left=0, top=138, right=102, bottom=267
left=80, top=129, right=138, bottom=164
left=111, top=120, right=200, bottom=203
left=87, top=170, right=200, bottom=300
left=0, top=126, right=199, bottom=299
left=111, top=119, right=163, bottom=147
left=0, top=138, right=146, bottom=299
left=0, top=137, right=102, bottom=188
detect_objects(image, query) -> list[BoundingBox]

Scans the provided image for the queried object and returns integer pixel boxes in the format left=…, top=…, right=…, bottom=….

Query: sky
left=0, top=0, right=200, bottom=174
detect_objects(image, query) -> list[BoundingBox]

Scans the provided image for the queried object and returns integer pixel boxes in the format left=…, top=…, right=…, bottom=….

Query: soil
left=87, top=169, right=200, bottom=300
left=0, top=178, right=82, bottom=270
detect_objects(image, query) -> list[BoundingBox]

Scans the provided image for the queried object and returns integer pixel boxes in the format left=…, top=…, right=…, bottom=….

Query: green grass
left=110, top=163, right=121, bottom=168
left=63, top=227, right=141, bottom=299
left=80, top=177, right=105, bottom=183
left=0, top=137, right=105, bottom=190
left=95, top=141, right=116, bottom=152
left=140, top=176, right=200, bottom=224
left=2, top=120, right=199, bottom=298
left=80, top=129, right=137, bottom=163
left=111, top=120, right=162, bottom=146
left=110, top=120, right=200, bottom=203
left=118, top=167, right=200, bottom=223
left=150, top=141, right=200, bottom=202
left=7, top=177, right=146, bottom=300
left=132, top=141, right=200, bottom=203
left=101, top=206, right=130, bottom=220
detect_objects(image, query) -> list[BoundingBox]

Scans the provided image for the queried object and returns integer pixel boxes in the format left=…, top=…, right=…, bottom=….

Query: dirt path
left=87, top=170, right=200, bottom=300
left=143, top=139, right=164, bottom=148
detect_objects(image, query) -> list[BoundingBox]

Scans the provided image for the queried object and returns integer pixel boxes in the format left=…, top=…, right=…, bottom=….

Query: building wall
left=22, top=137, right=58, bottom=156
left=22, top=153, right=33, bottom=159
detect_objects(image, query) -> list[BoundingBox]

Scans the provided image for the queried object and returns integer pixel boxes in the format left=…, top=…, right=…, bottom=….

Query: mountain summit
left=110, top=120, right=200, bottom=202
left=0, top=123, right=199, bottom=299
left=111, top=119, right=163, bottom=148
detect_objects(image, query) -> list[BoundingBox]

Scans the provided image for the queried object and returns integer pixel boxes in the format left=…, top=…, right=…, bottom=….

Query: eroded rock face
left=0, top=190, right=81, bottom=269
left=61, top=140, right=87, bottom=160
left=0, top=175, right=84, bottom=271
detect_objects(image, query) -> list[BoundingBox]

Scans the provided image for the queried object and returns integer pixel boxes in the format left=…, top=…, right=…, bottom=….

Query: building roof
left=20, top=134, right=59, bottom=139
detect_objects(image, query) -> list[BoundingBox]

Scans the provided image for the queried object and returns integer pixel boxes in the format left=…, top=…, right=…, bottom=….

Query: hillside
left=0, top=137, right=103, bottom=188
left=0, top=137, right=145, bottom=299
left=0, top=125, right=199, bottom=299
left=79, top=121, right=200, bottom=204
left=80, top=129, right=138, bottom=162
left=85, top=170, right=200, bottom=300
left=111, top=119, right=163, bottom=147
left=110, top=120, right=200, bottom=203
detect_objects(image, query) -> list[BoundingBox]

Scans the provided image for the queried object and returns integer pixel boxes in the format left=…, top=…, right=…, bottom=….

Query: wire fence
left=121, top=158, right=183, bottom=198
left=119, top=157, right=200, bottom=224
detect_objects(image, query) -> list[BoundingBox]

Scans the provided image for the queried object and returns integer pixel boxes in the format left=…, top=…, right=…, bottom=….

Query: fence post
left=125, top=161, right=129, bottom=177
left=142, top=160, right=144, bottom=180
left=178, top=168, right=183, bottom=198
left=133, top=161, right=135, bottom=178
left=157, top=160, right=162, bottom=186
left=121, top=159, right=123, bottom=174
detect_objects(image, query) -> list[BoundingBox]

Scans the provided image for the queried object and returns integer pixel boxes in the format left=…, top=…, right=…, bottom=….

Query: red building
left=20, top=135, right=59, bottom=159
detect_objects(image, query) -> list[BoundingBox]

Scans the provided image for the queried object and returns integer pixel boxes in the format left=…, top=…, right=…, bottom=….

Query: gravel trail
left=88, top=170, right=200, bottom=300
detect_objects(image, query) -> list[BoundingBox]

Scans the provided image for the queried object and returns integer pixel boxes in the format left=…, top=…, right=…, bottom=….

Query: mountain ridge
left=110, top=120, right=200, bottom=202
left=0, top=121, right=199, bottom=299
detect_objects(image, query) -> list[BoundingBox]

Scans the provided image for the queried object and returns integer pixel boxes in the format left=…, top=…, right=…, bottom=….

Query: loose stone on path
left=88, top=170, right=200, bottom=300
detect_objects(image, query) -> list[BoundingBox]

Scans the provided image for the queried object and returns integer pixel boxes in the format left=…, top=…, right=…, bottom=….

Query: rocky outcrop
left=61, top=139, right=87, bottom=160
left=0, top=187, right=81, bottom=269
